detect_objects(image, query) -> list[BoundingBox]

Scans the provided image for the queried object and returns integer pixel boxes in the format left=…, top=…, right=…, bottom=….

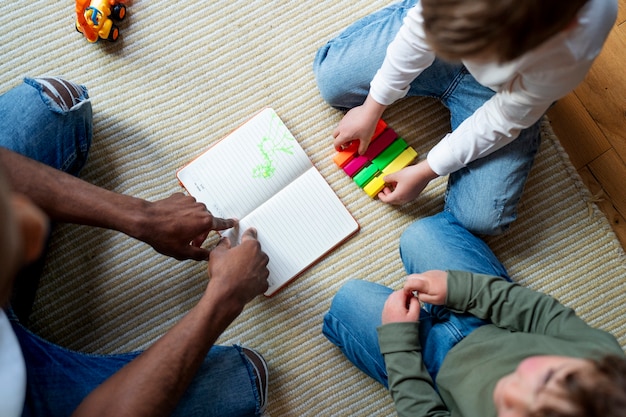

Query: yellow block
left=363, top=175, right=385, bottom=198
left=382, top=147, right=418, bottom=175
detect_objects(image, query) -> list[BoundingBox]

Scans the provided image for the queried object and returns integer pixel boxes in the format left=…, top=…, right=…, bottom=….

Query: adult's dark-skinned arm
left=0, top=148, right=235, bottom=260
left=71, top=228, right=269, bottom=417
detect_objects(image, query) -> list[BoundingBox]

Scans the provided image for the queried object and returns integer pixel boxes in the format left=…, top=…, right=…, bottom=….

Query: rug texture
left=1, top=1, right=625, bottom=416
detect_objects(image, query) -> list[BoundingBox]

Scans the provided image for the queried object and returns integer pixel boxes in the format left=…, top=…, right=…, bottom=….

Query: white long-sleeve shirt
left=0, top=310, right=26, bottom=417
left=369, top=0, right=617, bottom=176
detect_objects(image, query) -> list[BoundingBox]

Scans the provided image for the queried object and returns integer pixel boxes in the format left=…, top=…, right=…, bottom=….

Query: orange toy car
left=76, top=0, right=128, bottom=42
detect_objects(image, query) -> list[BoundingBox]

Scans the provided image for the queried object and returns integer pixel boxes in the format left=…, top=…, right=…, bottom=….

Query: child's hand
left=333, top=95, right=386, bottom=155
left=333, top=106, right=378, bottom=154
left=404, top=271, right=448, bottom=305
left=378, top=161, right=439, bottom=205
left=382, top=290, right=421, bottom=324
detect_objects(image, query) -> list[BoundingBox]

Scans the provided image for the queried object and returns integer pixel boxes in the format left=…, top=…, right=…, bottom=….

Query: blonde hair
left=421, top=0, right=589, bottom=62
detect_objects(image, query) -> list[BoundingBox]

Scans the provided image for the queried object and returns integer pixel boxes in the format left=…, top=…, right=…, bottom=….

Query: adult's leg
left=0, top=77, right=93, bottom=323
left=442, top=70, right=543, bottom=235
left=11, top=319, right=266, bottom=417
left=0, top=77, right=92, bottom=174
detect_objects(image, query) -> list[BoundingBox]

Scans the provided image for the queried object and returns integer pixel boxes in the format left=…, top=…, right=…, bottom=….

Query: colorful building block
left=363, top=128, right=398, bottom=160
left=362, top=148, right=418, bottom=198
left=333, top=148, right=357, bottom=168
left=333, top=119, right=418, bottom=199
left=363, top=176, right=386, bottom=198
left=382, top=147, right=418, bottom=175
left=343, top=155, right=369, bottom=177
left=332, top=119, right=389, bottom=168
left=372, top=119, right=388, bottom=140
left=353, top=164, right=379, bottom=187
left=372, top=138, right=408, bottom=170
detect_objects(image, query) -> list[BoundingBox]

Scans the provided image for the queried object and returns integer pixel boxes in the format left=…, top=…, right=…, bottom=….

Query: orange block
left=333, top=144, right=358, bottom=167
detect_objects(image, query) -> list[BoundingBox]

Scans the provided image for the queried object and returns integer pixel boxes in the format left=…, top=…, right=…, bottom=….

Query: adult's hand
left=135, top=193, right=237, bottom=261
left=206, top=228, right=269, bottom=315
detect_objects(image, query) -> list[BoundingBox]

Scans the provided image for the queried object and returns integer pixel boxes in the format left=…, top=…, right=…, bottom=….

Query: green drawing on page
left=252, top=114, right=295, bottom=179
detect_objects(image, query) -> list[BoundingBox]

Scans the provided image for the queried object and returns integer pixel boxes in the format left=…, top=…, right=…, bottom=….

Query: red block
left=363, top=128, right=397, bottom=160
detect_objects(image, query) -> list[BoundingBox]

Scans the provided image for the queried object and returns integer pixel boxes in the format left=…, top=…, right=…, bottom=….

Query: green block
left=353, top=164, right=379, bottom=188
left=372, top=138, right=408, bottom=171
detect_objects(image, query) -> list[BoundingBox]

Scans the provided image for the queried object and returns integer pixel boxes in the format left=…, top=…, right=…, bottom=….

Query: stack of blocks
left=333, top=120, right=418, bottom=198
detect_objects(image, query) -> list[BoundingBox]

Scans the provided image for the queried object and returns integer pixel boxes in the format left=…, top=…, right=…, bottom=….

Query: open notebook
left=177, top=108, right=359, bottom=296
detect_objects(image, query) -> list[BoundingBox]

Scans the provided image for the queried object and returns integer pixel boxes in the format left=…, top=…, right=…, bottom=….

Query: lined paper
left=177, top=108, right=313, bottom=219
left=223, top=168, right=359, bottom=295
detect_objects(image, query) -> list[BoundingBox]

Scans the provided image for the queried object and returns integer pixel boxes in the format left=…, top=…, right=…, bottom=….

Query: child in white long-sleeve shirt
left=313, top=0, right=617, bottom=235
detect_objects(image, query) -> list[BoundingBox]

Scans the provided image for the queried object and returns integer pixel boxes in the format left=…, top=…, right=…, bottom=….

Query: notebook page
left=222, top=167, right=359, bottom=296
left=177, top=108, right=312, bottom=220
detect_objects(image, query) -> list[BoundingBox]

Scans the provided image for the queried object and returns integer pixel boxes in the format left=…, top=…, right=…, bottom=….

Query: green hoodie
left=377, top=271, right=624, bottom=417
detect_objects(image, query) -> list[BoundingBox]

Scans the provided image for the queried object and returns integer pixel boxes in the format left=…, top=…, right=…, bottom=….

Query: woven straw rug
left=2, top=1, right=625, bottom=416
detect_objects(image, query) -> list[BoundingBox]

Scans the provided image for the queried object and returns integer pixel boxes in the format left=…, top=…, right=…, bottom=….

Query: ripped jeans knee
left=31, top=77, right=90, bottom=113
left=0, top=77, right=93, bottom=174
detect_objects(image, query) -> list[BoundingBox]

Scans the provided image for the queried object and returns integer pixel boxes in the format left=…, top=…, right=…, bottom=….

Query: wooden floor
left=547, top=0, right=626, bottom=250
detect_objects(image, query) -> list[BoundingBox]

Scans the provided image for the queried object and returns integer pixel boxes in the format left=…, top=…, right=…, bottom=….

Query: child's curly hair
left=421, top=0, right=589, bottom=62
left=531, top=355, right=626, bottom=417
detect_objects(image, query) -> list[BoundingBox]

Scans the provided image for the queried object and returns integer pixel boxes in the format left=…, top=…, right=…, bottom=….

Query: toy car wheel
left=108, top=26, right=119, bottom=42
left=111, top=4, right=126, bottom=21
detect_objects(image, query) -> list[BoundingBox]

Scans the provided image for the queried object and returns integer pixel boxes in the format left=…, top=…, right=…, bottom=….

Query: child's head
left=493, top=354, right=626, bottom=417
left=420, top=0, right=589, bottom=62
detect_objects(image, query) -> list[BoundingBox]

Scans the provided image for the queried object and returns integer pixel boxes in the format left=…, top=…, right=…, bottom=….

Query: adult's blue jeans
left=0, top=78, right=262, bottom=417
left=313, top=0, right=542, bottom=235
left=0, top=77, right=92, bottom=175
left=322, top=212, right=511, bottom=386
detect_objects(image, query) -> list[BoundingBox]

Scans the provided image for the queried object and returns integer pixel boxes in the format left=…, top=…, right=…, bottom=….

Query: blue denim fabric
left=0, top=78, right=93, bottom=175
left=322, top=212, right=510, bottom=386
left=313, top=0, right=542, bottom=235
left=1, top=79, right=262, bottom=417
left=10, top=318, right=261, bottom=417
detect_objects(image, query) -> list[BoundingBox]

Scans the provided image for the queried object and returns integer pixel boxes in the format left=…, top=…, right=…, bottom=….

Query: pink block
left=343, top=155, right=369, bottom=177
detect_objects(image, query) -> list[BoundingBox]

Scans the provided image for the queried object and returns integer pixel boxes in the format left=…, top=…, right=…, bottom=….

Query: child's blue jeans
left=313, top=0, right=542, bottom=236
left=0, top=78, right=262, bottom=417
left=322, top=211, right=511, bottom=386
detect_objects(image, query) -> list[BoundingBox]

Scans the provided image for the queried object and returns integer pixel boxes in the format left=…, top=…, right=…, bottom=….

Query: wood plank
left=573, top=22, right=626, bottom=162
left=578, top=166, right=626, bottom=248
left=618, top=0, right=626, bottom=26
left=588, top=150, right=626, bottom=221
left=559, top=0, right=626, bottom=251
left=547, top=94, right=610, bottom=169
